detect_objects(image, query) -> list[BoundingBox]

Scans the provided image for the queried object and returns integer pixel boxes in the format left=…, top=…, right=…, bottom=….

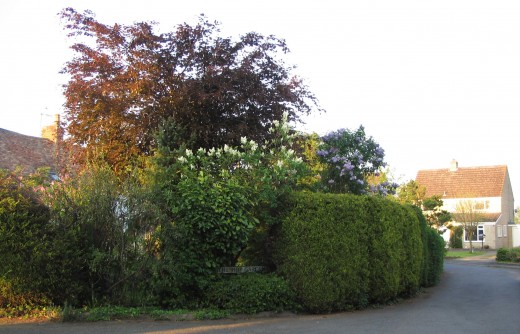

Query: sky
left=1, top=0, right=519, bottom=203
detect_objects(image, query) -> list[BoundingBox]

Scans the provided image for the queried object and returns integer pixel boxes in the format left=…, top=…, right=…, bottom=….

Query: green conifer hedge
left=273, top=192, right=444, bottom=313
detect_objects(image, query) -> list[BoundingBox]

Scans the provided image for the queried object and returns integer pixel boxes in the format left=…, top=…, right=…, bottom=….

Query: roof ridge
left=418, top=165, right=507, bottom=172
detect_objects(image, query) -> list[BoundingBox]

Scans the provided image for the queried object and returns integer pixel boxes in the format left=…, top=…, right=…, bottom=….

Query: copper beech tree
left=60, top=8, right=321, bottom=172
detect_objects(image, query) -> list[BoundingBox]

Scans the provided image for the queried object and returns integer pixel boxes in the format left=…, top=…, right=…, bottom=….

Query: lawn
left=445, top=250, right=485, bottom=258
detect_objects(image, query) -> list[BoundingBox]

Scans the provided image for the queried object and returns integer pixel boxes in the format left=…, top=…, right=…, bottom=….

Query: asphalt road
left=2, top=257, right=520, bottom=334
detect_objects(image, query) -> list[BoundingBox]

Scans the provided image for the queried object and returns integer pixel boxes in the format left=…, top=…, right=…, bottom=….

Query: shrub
left=397, top=206, right=423, bottom=297
left=204, top=273, right=297, bottom=314
left=152, top=114, right=307, bottom=305
left=496, top=248, right=520, bottom=262
left=424, top=228, right=446, bottom=285
left=273, top=192, right=430, bottom=313
left=449, top=226, right=463, bottom=249
left=0, top=278, right=53, bottom=318
left=273, top=192, right=371, bottom=313
left=316, top=127, right=397, bottom=195
left=496, top=248, right=509, bottom=261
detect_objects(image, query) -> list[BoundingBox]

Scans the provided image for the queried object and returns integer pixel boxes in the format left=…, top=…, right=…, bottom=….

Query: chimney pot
left=450, top=159, right=458, bottom=172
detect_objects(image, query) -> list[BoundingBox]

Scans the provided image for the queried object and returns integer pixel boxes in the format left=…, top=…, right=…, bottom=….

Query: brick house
left=416, top=160, right=515, bottom=249
left=0, top=115, right=62, bottom=176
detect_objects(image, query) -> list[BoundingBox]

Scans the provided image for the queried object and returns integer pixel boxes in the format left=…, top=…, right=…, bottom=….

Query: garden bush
left=0, top=277, right=54, bottom=318
left=273, top=192, right=436, bottom=313
left=204, top=273, right=297, bottom=314
left=496, top=248, right=520, bottom=262
left=408, top=205, right=445, bottom=287
left=397, top=205, right=423, bottom=297
left=449, top=226, right=463, bottom=249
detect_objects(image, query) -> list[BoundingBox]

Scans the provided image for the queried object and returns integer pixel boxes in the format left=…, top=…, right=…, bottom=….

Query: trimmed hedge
left=204, top=273, right=297, bottom=314
left=496, top=248, right=520, bottom=262
left=273, top=192, right=443, bottom=313
left=273, top=193, right=370, bottom=312
left=409, top=205, right=445, bottom=287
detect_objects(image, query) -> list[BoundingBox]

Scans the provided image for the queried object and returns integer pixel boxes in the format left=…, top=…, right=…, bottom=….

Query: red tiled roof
left=415, top=165, right=508, bottom=199
left=0, top=128, right=57, bottom=173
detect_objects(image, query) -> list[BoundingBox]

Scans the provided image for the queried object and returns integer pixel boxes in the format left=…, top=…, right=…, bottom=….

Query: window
left=465, top=225, right=484, bottom=241
left=473, top=201, right=490, bottom=210
left=498, top=225, right=503, bottom=238
left=503, top=225, right=508, bottom=237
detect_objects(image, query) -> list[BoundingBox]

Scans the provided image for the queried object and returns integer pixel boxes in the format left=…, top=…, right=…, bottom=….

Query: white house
left=416, top=160, right=515, bottom=249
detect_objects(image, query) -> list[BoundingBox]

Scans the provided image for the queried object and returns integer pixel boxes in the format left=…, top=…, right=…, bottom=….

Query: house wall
left=508, top=225, right=520, bottom=248
left=495, top=214, right=509, bottom=249
left=501, top=171, right=515, bottom=223
left=495, top=171, right=515, bottom=249
left=462, top=222, right=495, bottom=250
left=441, top=197, right=501, bottom=213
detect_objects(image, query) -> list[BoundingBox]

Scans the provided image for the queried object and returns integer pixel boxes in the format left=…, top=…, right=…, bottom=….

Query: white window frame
left=498, top=225, right=503, bottom=238
left=465, top=225, right=485, bottom=242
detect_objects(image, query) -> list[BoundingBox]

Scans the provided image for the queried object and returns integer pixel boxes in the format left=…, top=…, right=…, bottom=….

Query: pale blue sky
left=1, top=0, right=519, bottom=203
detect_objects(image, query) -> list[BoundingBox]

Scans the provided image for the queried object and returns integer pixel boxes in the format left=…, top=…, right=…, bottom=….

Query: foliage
left=194, top=309, right=231, bottom=320
left=316, top=126, right=397, bottom=195
left=408, top=205, right=445, bottom=287
left=0, top=277, right=58, bottom=319
left=424, top=227, right=446, bottom=286
left=60, top=8, right=321, bottom=171
left=273, top=192, right=425, bottom=313
left=397, top=180, right=426, bottom=206
left=449, top=225, right=463, bottom=248
left=293, top=132, right=325, bottom=189
left=496, top=248, right=520, bottom=262
left=364, top=197, right=423, bottom=303
left=84, top=306, right=143, bottom=321
left=0, top=169, right=58, bottom=300
left=38, top=162, right=161, bottom=306
left=204, top=273, right=297, bottom=314
left=151, top=115, right=307, bottom=306
left=422, top=195, right=452, bottom=232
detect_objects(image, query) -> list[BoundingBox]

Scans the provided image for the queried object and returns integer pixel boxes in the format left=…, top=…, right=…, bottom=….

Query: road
left=2, top=256, right=520, bottom=334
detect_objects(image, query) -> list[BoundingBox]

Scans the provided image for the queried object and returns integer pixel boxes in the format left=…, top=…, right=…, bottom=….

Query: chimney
left=41, top=114, right=61, bottom=143
left=450, top=159, right=458, bottom=172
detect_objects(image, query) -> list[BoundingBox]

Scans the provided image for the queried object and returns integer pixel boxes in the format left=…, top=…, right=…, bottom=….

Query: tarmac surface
left=2, top=251, right=520, bottom=334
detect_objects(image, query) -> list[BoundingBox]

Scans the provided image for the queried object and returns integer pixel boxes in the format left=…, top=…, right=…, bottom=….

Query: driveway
left=2, top=256, right=520, bottom=334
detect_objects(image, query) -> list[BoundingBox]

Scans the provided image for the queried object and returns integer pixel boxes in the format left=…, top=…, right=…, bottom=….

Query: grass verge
left=445, top=250, right=485, bottom=258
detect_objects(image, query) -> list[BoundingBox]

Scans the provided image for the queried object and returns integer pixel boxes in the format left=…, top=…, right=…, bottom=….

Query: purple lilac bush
left=317, top=126, right=398, bottom=195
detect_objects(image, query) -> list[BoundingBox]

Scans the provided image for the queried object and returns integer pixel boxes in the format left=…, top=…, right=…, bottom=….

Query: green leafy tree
left=397, top=180, right=426, bottom=206
left=397, top=183, right=451, bottom=235
left=60, top=8, right=321, bottom=172
left=293, top=132, right=325, bottom=189
left=422, top=195, right=452, bottom=233
left=316, top=126, right=397, bottom=195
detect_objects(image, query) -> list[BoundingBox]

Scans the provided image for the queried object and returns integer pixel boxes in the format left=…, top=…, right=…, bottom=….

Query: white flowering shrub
left=152, top=113, right=307, bottom=301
